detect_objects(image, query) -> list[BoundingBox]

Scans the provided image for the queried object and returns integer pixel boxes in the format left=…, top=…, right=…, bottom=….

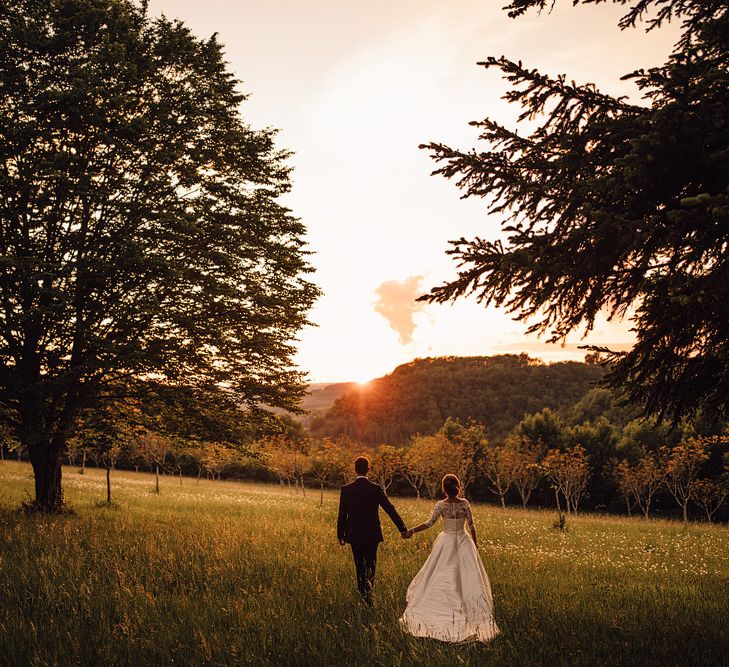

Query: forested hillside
left=310, top=355, right=604, bottom=444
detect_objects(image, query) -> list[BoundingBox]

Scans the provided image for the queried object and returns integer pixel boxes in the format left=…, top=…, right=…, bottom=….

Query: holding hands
left=401, top=529, right=414, bottom=539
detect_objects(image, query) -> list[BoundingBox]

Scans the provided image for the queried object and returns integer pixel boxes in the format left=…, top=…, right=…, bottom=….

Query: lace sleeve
left=464, top=500, right=476, bottom=534
left=423, top=501, right=443, bottom=528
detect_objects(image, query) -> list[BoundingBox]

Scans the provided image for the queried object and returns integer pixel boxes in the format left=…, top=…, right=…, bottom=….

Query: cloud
left=374, top=276, right=426, bottom=345
left=491, top=340, right=635, bottom=363
left=492, top=341, right=634, bottom=353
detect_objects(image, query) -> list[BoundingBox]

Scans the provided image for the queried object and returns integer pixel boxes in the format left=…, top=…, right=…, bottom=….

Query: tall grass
left=1, top=460, right=727, bottom=666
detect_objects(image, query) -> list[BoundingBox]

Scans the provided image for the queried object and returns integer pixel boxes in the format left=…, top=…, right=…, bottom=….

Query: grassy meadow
left=1, top=460, right=728, bottom=666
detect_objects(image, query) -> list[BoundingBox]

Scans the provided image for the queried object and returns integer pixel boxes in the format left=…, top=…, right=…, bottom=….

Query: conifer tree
left=420, top=1, right=729, bottom=424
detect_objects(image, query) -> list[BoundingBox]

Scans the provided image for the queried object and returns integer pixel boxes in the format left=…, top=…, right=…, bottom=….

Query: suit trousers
left=350, top=542, right=378, bottom=598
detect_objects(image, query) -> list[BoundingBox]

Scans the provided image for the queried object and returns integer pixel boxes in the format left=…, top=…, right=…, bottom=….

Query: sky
left=149, top=0, right=680, bottom=383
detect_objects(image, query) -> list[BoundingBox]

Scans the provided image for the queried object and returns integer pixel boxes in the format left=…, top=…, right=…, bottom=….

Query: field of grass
left=1, top=460, right=728, bottom=666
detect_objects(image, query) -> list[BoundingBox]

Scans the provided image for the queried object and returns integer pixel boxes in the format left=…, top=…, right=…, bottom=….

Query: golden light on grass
left=1, top=460, right=728, bottom=665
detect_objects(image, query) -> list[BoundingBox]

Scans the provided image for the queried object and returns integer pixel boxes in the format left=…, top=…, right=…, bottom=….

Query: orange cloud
left=374, top=276, right=426, bottom=345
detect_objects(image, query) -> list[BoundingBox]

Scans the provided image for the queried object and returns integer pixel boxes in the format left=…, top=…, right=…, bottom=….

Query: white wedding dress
left=399, top=499, right=500, bottom=643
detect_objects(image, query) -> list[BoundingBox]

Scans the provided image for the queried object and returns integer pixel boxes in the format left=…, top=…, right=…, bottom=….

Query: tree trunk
left=320, top=483, right=324, bottom=507
left=80, top=450, right=86, bottom=475
left=106, top=464, right=111, bottom=505
left=554, top=488, right=563, bottom=520
left=28, top=442, right=64, bottom=512
left=155, top=465, right=160, bottom=494
left=197, top=466, right=202, bottom=485
left=1, top=444, right=4, bottom=463
left=499, top=493, right=506, bottom=509
left=682, top=502, right=688, bottom=526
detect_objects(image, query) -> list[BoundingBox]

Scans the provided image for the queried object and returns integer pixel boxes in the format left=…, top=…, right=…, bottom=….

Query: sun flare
left=351, top=372, right=373, bottom=386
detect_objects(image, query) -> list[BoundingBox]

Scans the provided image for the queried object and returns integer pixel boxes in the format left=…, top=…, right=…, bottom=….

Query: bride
left=399, top=474, right=500, bottom=643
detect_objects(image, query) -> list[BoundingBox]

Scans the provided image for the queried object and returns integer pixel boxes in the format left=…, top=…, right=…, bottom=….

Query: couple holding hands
left=337, top=456, right=499, bottom=643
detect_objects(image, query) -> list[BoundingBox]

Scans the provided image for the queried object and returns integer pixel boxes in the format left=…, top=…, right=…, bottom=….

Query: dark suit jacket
left=337, top=477, right=407, bottom=544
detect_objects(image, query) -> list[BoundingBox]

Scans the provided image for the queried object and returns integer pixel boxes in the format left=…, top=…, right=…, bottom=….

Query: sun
left=351, top=371, right=373, bottom=386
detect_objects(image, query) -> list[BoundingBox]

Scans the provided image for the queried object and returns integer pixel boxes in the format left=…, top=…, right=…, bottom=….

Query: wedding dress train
left=399, top=499, right=500, bottom=643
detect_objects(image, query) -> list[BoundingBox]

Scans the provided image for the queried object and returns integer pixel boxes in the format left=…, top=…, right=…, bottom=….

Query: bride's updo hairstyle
left=442, top=474, right=461, bottom=499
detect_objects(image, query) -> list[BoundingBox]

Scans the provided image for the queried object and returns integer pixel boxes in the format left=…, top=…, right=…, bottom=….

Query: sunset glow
left=148, top=0, right=679, bottom=383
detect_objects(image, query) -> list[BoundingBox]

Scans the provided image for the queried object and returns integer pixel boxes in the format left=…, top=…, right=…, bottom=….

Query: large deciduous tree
left=419, top=0, right=729, bottom=424
left=0, top=0, right=319, bottom=511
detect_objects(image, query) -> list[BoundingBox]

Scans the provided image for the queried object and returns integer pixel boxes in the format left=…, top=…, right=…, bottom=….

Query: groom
left=337, top=456, right=409, bottom=602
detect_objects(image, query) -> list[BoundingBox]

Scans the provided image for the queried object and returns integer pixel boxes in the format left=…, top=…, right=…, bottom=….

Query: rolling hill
left=308, top=354, right=605, bottom=444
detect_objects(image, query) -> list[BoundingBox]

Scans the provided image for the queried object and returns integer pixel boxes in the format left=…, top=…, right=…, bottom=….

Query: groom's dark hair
left=354, top=456, right=370, bottom=475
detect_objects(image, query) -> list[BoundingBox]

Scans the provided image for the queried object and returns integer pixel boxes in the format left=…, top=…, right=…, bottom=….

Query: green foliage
left=569, top=417, right=619, bottom=503
left=514, top=408, right=569, bottom=451
left=419, top=0, right=729, bottom=424
left=566, top=388, right=637, bottom=429
left=617, top=417, right=681, bottom=462
left=311, top=355, right=604, bottom=445
left=0, top=0, right=319, bottom=509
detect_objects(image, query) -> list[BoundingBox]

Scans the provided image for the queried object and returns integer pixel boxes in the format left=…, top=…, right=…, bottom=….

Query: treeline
left=255, top=406, right=729, bottom=523
left=3, top=354, right=727, bottom=523
left=310, top=355, right=605, bottom=444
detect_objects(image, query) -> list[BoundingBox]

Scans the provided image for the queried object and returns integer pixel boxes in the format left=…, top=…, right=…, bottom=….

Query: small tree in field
left=331, top=436, right=363, bottom=485
left=290, top=441, right=310, bottom=497
left=370, top=445, right=403, bottom=492
left=409, top=418, right=486, bottom=498
left=632, top=452, right=666, bottom=519
left=509, top=435, right=544, bottom=508
left=200, top=443, right=235, bottom=481
left=407, top=434, right=450, bottom=499
left=309, top=439, right=342, bottom=505
left=542, top=446, right=591, bottom=518
left=564, top=446, right=590, bottom=514
left=64, top=439, right=81, bottom=468
left=663, top=437, right=712, bottom=526
left=262, top=435, right=310, bottom=494
left=402, top=447, right=427, bottom=500
left=267, top=446, right=295, bottom=488
left=480, top=444, right=516, bottom=509
left=138, top=431, right=172, bottom=495
left=690, top=478, right=729, bottom=523
left=541, top=450, right=569, bottom=521
left=0, top=418, right=19, bottom=466
left=608, top=459, right=638, bottom=517
left=72, top=405, right=134, bottom=504
left=439, top=418, right=487, bottom=492
left=0, top=418, right=10, bottom=464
